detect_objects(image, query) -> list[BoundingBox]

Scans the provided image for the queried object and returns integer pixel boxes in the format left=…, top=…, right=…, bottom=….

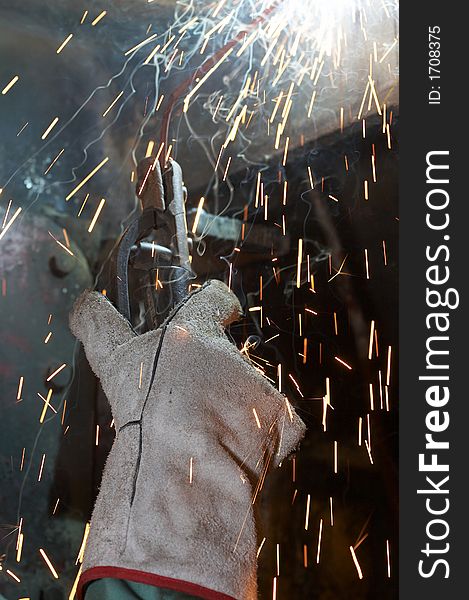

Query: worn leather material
left=70, top=280, right=306, bottom=600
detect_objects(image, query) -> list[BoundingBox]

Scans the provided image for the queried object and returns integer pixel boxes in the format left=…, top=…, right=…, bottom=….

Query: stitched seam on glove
left=120, top=282, right=213, bottom=552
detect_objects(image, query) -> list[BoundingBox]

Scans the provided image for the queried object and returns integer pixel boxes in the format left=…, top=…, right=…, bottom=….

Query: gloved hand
left=70, top=279, right=305, bottom=600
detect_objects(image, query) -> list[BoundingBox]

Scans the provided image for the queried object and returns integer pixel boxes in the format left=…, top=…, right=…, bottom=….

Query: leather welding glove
left=70, top=279, right=306, bottom=600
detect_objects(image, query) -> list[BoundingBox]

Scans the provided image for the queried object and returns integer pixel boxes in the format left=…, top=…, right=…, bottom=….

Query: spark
left=282, top=136, right=289, bottom=166
left=307, top=166, right=314, bottom=189
left=17, top=121, right=29, bottom=136
left=365, top=439, right=374, bottom=464
left=367, top=413, right=372, bottom=451
left=16, top=532, right=24, bottom=562
left=355, top=532, right=369, bottom=550
left=212, top=0, right=228, bottom=17
left=48, top=231, right=74, bottom=256
left=1, top=75, right=19, bottom=95
left=164, top=144, right=173, bottom=164
left=39, top=548, right=59, bottom=579
left=333, top=441, right=338, bottom=473
left=77, top=194, right=89, bottom=217
left=272, top=577, right=277, bottom=600
left=145, top=140, right=155, bottom=157
left=303, top=544, right=308, bottom=568
left=288, top=374, right=303, bottom=397
left=0, top=206, right=22, bottom=241
left=276, top=543, right=280, bottom=576
left=138, top=362, right=144, bottom=389
left=368, top=321, right=375, bottom=359
left=39, top=389, right=54, bottom=423
left=368, top=76, right=382, bottom=115
left=380, top=38, right=398, bottom=63
left=386, top=346, right=392, bottom=385
left=350, top=546, right=364, bottom=579
left=357, top=81, right=370, bottom=120
left=41, top=117, right=59, bottom=140
left=382, top=240, right=388, bottom=265
left=328, top=255, right=348, bottom=282
left=38, top=453, right=46, bottom=481
left=76, top=523, right=90, bottom=564
left=312, top=60, right=324, bottom=85
left=296, top=238, right=303, bottom=288
left=358, top=417, right=363, bottom=446
left=189, top=457, right=194, bottom=484
left=256, top=537, right=266, bottom=558
left=65, top=157, right=109, bottom=201
left=160, top=34, right=175, bottom=53
left=334, top=356, right=352, bottom=370
left=102, top=91, right=124, bottom=117
left=69, top=565, right=83, bottom=600
left=237, top=29, right=258, bottom=58
left=6, top=569, right=20, bottom=582
left=322, top=377, right=332, bottom=432
left=91, top=11, right=106, bottom=26
left=305, top=493, right=311, bottom=530
left=386, top=539, right=391, bottom=577
left=379, top=370, right=384, bottom=409
left=2, top=200, right=8, bottom=229
left=329, top=497, right=334, bottom=526
left=183, top=47, right=234, bottom=113
left=191, top=197, right=205, bottom=234
left=124, top=33, right=158, bottom=56
left=364, top=248, right=370, bottom=279
left=270, top=91, right=284, bottom=123
left=316, top=518, right=323, bottom=563
left=155, top=94, right=164, bottom=112
left=285, top=398, right=293, bottom=422
left=179, top=16, right=198, bottom=34
left=369, top=383, right=374, bottom=410
left=95, top=425, right=100, bottom=446
left=307, top=90, right=316, bottom=118
left=57, top=34, right=73, bottom=54
left=223, top=157, right=232, bottom=181
left=144, top=44, right=162, bottom=65
left=252, top=408, right=261, bottom=429
left=45, top=148, right=65, bottom=174
left=88, top=198, right=106, bottom=233
left=46, top=363, right=66, bottom=382
left=372, top=154, right=377, bottom=182
left=17, top=376, right=24, bottom=401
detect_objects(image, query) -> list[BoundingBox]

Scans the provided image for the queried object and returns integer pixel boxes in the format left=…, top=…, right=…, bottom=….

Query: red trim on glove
left=77, top=566, right=237, bottom=600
